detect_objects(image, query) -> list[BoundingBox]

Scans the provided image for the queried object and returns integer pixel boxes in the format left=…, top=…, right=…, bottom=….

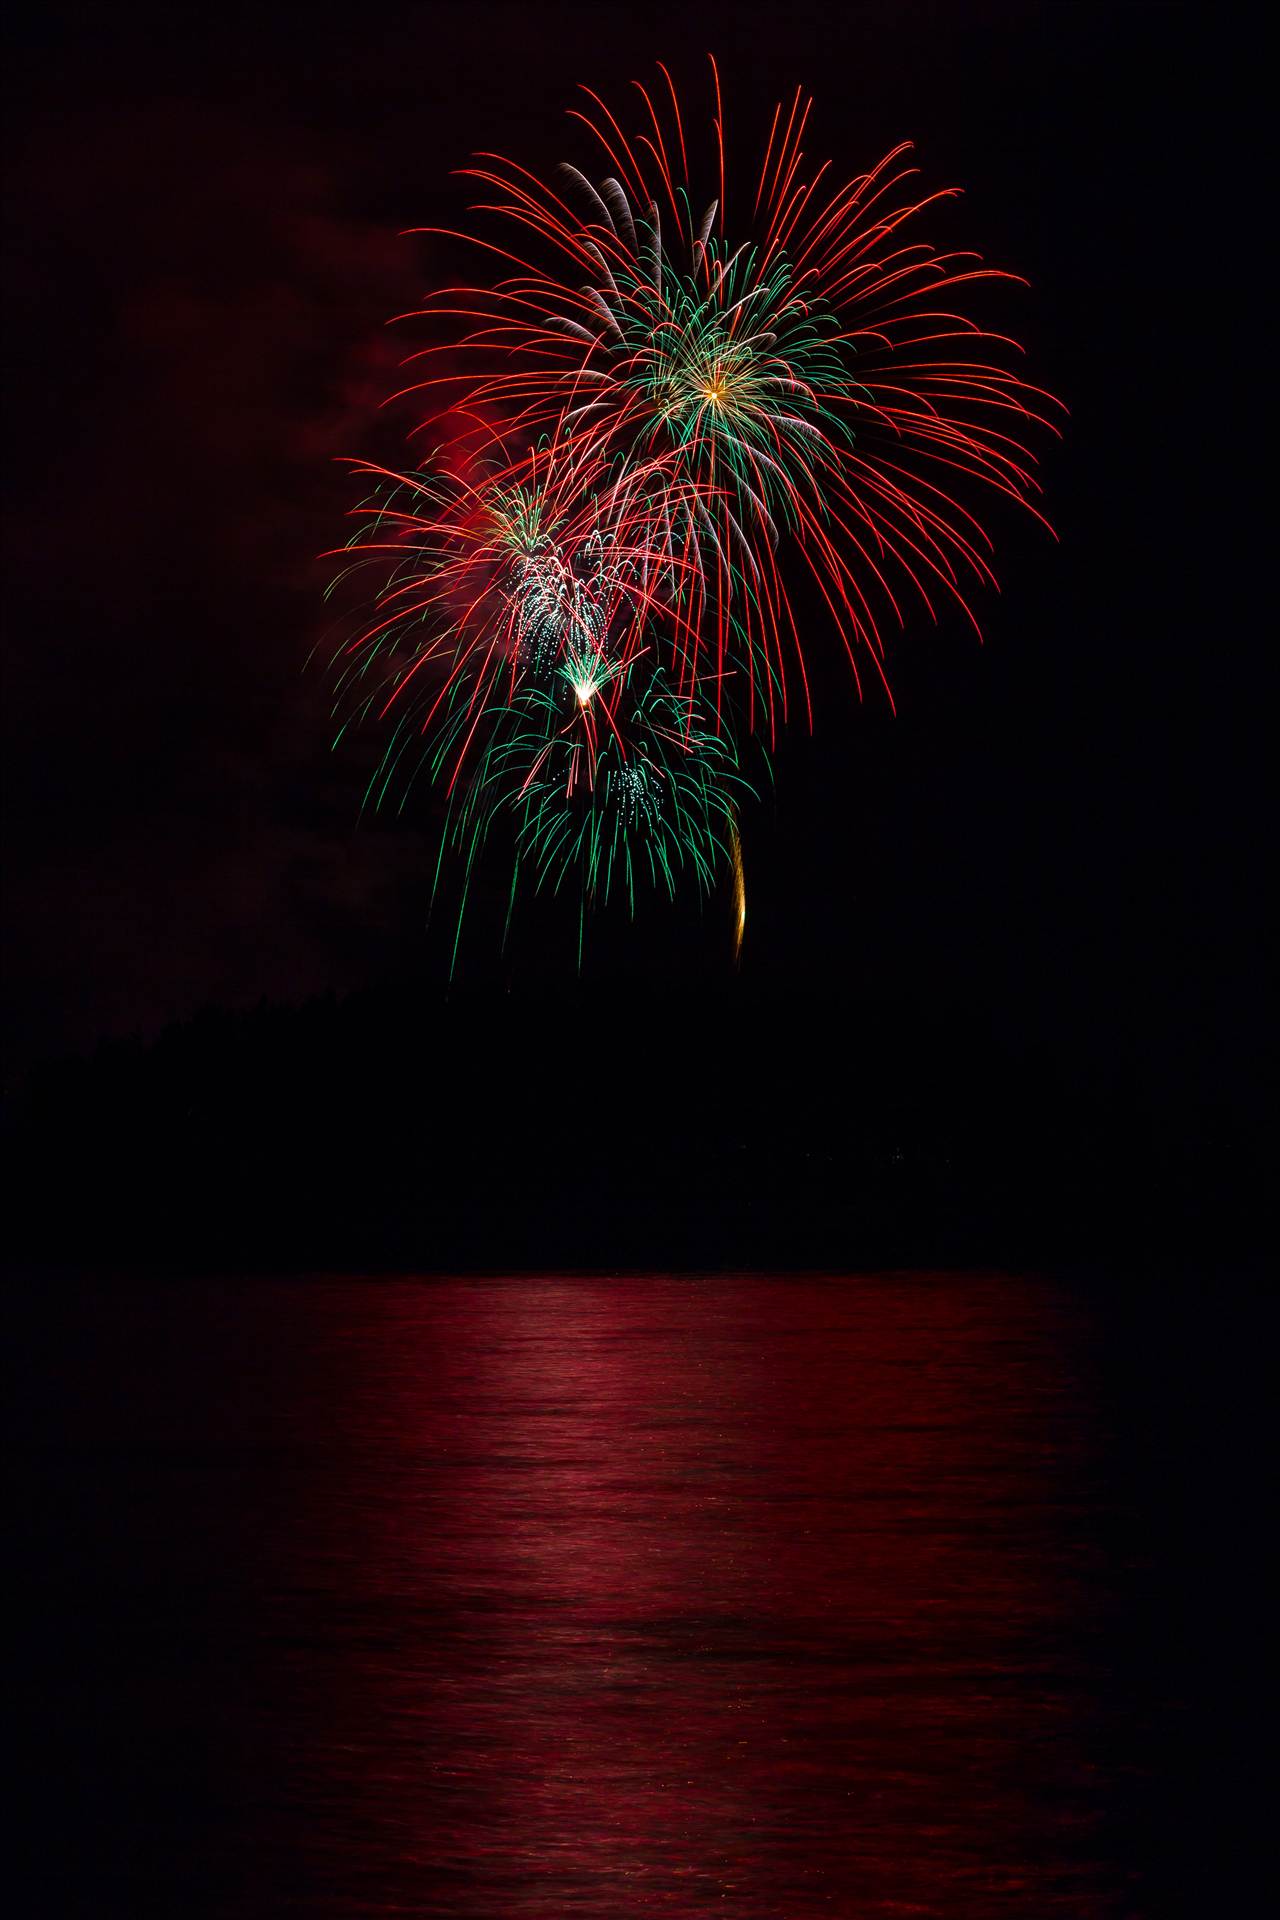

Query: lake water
left=12, top=1272, right=1202, bottom=1915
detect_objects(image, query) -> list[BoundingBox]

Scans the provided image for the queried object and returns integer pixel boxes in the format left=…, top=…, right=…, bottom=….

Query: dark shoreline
left=6, top=980, right=1265, bottom=1278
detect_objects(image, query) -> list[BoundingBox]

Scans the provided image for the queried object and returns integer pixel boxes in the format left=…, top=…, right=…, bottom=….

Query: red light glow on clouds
left=4, top=101, right=436, bottom=1055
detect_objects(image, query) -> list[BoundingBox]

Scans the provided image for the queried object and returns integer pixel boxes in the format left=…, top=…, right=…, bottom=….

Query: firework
left=439, top=653, right=752, bottom=963
left=325, top=60, right=1059, bottom=966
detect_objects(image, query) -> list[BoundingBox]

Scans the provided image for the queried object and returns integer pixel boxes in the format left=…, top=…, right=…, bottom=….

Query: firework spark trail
left=325, top=59, right=1060, bottom=967
left=730, top=816, right=746, bottom=967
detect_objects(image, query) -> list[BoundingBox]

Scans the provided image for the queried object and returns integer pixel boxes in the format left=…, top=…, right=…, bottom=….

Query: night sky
left=3, top=3, right=1267, bottom=1194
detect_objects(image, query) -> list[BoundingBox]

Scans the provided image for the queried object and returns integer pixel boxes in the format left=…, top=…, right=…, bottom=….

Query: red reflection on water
left=17, top=1273, right=1139, bottom=1916
left=257, top=1275, right=1117, bottom=1916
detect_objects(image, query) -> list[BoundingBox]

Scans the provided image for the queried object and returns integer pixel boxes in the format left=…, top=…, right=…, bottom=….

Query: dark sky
left=2, top=3, right=1266, bottom=1136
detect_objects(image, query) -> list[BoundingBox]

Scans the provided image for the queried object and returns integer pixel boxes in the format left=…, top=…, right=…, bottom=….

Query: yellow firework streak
left=731, top=820, right=746, bottom=965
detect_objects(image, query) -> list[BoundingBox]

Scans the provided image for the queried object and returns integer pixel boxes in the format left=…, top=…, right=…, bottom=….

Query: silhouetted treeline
left=4, top=978, right=1266, bottom=1272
